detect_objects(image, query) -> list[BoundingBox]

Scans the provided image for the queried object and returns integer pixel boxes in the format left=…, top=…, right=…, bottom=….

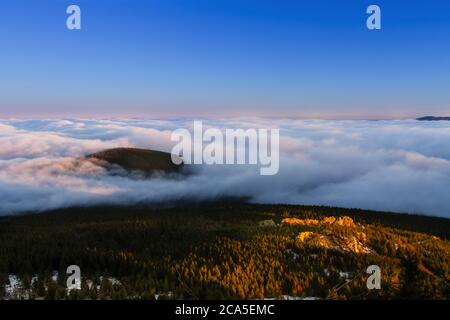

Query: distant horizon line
left=1, top=114, right=448, bottom=121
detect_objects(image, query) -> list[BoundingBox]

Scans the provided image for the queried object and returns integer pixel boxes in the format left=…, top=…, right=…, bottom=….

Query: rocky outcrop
left=258, top=220, right=277, bottom=227
left=296, top=232, right=332, bottom=249
left=282, top=216, right=357, bottom=228
left=281, top=218, right=319, bottom=226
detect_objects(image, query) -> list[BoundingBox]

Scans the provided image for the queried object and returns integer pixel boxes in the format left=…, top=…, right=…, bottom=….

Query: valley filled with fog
left=1, top=118, right=450, bottom=217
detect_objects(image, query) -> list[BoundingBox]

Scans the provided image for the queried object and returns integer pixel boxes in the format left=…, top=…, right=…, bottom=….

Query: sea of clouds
left=1, top=118, right=450, bottom=217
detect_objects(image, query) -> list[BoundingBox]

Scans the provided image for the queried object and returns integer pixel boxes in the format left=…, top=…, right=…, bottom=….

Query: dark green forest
left=0, top=203, right=449, bottom=300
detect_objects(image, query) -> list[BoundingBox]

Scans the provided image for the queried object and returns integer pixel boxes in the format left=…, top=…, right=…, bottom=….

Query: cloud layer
left=1, top=118, right=450, bottom=217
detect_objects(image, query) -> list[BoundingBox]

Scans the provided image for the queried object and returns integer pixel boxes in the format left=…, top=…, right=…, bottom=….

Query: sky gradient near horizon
left=0, top=0, right=450, bottom=119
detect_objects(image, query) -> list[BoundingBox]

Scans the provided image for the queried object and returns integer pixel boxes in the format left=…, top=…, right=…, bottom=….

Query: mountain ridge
left=416, top=116, right=450, bottom=121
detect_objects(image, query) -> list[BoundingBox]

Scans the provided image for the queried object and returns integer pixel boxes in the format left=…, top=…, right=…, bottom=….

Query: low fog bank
left=1, top=118, right=450, bottom=217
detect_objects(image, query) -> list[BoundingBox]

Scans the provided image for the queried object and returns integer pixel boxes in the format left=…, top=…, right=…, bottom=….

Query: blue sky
left=0, top=0, right=449, bottom=118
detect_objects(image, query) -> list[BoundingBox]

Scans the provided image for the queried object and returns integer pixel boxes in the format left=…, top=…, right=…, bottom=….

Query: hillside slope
left=87, top=147, right=183, bottom=174
left=0, top=203, right=448, bottom=300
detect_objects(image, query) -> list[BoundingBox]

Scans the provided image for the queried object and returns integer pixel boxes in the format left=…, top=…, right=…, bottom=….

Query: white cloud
left=0, top=118, right=450, bottom=217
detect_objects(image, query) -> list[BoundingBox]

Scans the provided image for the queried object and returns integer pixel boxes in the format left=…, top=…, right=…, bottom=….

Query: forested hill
left=86, top=147, right=183, bottom=174
left=0, top=203, right=449, bottom=300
